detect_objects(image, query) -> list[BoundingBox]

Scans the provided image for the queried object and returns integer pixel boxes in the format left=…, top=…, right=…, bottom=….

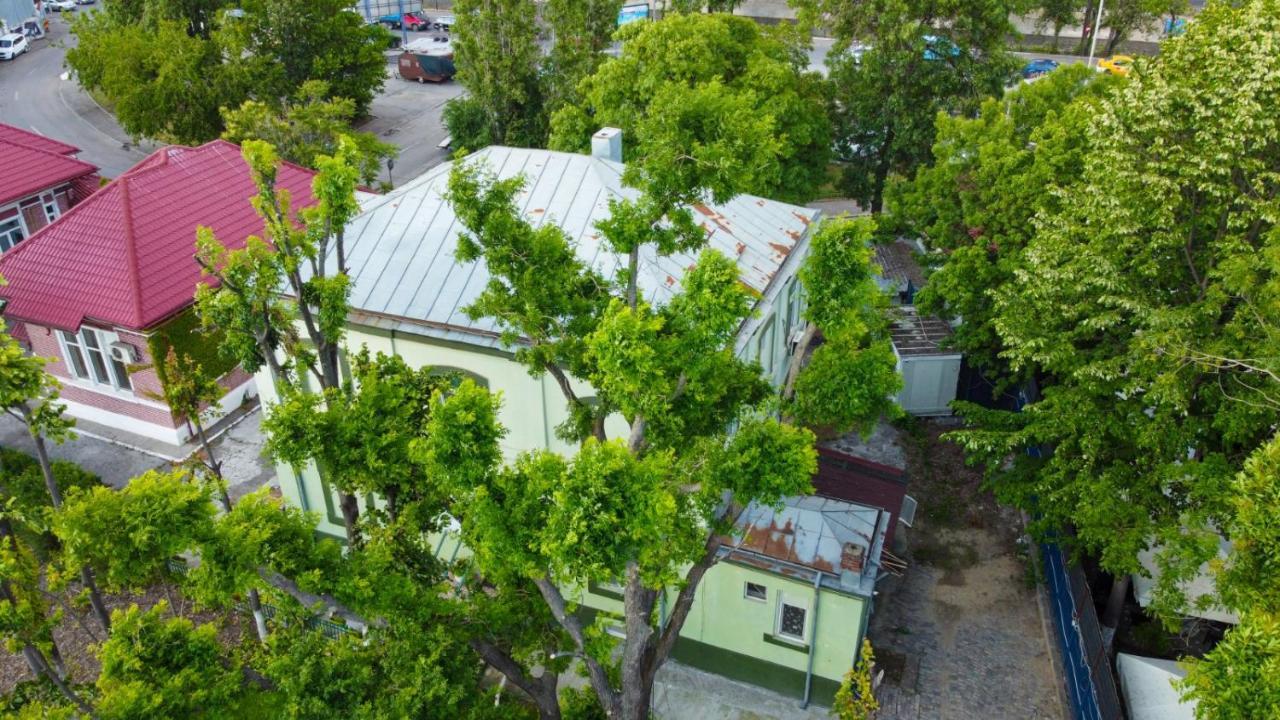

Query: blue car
left=1021, top=58, right=1059, bottom=79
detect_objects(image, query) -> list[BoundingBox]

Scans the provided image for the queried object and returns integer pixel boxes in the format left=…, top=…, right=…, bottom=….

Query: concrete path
left=652, top=661, right=829, bottom=720
left=0, top=407, right=273, bottom=495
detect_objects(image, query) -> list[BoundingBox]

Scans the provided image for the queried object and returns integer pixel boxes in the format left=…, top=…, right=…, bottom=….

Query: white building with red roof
left=0, top=140, right=324, bottom=455
left=0, top=123, right=100, bottom=254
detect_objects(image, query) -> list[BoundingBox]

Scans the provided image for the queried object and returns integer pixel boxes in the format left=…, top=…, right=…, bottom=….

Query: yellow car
left=1097, top=54, right=1134, bottom=76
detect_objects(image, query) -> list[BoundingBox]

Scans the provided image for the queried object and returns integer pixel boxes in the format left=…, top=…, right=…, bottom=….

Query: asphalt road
left=0, top=13, right=463, bottom=183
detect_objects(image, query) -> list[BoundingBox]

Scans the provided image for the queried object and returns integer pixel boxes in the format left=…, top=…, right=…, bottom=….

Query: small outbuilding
left=890, top=306, right=961, bottom=416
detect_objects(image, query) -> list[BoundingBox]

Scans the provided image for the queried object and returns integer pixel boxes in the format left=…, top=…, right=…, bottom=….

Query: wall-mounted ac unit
left=108, top=341, right=138, bottom=364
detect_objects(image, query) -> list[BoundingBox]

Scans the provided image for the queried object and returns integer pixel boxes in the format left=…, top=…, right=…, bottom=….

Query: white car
left=0, top=33, right=28, bottom=60
left=47, top=0, right=77, bottom=10
left=432, top=14, right=454, bottom=31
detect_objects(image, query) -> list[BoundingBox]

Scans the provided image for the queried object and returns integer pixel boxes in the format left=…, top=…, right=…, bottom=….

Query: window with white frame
left=775, top=595, right=808, bottom=643
left=41, top=193, right=59, bottom=224
left=59, top=328, right=132, bottom=392
left=745, top=582, right=767, bottom=602
left=0, top=216, right=24, bottom=252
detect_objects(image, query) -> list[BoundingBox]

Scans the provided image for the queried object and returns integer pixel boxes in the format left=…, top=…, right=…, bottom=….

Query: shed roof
left=872, top=238, right=926, bottom=290
left=890, top=305, right=958, bottom=357
left=332, top=146, right=819, bottom=348
left=724, top=494, right=887, bottom=596
left=0, top=124, right=97, bottom=207
left=0, top=140, right=322, bottom=331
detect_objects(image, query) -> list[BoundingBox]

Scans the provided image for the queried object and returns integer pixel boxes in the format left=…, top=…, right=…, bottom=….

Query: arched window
left=428, top=366, right=490, bottom=390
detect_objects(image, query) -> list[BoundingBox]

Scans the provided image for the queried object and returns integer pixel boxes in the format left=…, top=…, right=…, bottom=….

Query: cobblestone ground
left=869, top=521, right=1065, bottom=719
left=867, top=421, right=1066, bottom=720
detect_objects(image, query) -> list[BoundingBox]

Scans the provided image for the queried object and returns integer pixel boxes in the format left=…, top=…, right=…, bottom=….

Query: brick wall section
left=68, top=174, right=101, bottom=205
left=25, top=322, right=179, bottom=429
left=25, top=321, right=253, bottom=431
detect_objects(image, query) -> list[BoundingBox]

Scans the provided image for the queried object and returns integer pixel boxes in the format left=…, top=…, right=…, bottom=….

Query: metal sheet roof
left=725, top=494, right=887, bottom=596
left=0, top=124, right=97, bottom=207
left=890, top=305, right=958, bottom=358
left=333, top=146, right=819, bottom=347
left=0, top=140, right=322, bottom=331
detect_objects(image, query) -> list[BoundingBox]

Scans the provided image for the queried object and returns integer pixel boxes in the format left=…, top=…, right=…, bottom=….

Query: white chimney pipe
left=591, top=127, right=623, bottom=163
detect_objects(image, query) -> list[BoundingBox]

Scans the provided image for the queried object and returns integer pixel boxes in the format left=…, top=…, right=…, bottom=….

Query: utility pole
left=1087, top=0, right=1106, bottom=66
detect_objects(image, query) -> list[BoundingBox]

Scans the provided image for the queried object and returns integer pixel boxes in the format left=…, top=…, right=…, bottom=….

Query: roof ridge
left=0, top=123, right=81, bottom=156
left=0, top=135, right=96, bottom=168
left=117, top=178, right=146, bottom=326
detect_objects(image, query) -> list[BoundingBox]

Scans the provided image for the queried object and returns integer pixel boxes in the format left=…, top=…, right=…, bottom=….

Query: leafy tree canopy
left=549, top=13, right=831, bottom=204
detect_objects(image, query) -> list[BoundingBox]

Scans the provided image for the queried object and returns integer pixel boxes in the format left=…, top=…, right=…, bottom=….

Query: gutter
left=801, top=570, right=824, bottom=708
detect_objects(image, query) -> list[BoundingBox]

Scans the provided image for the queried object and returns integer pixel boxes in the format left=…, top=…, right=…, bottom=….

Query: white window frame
left=775, top=594, right=809, bottom=644
left=0, top=213, right=24, bottom=252
left=744, top=581, right=767, bottom=602
left=40, top=192, right=59, bottom=224
left=58, top=327, right=133, bottom=393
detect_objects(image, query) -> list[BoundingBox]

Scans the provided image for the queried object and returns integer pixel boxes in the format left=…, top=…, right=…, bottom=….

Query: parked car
left=402, top=12, right=430, bottom=30
left=46, top=0, right=77, bottom=11
left=432, top=14, right=454, bottom=31
left=75, top=0, right=96, bottom=5
left=923, top=34, right=960, bottom=61
left=1021, top=58, right=1059, bottom=79
left=378, top=12, right=402, bottom=28
left=1097, top=54, right=1133, bottom=76
left=0, top=33, right=28, bottom=60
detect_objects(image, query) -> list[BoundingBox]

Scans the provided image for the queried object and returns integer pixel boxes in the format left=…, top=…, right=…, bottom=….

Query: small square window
left=777, top=598, right=808, bottom=643
left=745, top=582, right=767, bottom=602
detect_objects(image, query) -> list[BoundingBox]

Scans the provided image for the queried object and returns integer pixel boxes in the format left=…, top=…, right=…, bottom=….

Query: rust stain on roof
left=769, top=242, right=791, bottom=256
left=785, top=229, right=800, bottom=240
left=531, top=208, right=544, bottom=214
left=792, top=210, right=812, bottom=226
left=756, top=199, right=766, bottom=207
left=693, top=203, right=734, bottom=235
left=665, top=275, right=676, bottom=287
left=735, top=241, right=746, bottom=256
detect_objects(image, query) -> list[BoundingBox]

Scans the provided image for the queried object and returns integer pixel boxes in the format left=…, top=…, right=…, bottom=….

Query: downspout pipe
left=800, top=570, right=824, bottom=708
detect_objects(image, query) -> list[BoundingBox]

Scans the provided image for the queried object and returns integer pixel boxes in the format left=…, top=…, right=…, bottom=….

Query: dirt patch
left=0, top=582, right=246, bottom=695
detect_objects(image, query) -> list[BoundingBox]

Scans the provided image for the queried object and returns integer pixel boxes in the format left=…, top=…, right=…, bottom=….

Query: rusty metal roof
left=872, top=238, right=926, bottom=291
left=889, top=305, right=959, bottom=358
left=331, top=146, right=819, bottom=348
left=724, top=494, right=888, bottom=596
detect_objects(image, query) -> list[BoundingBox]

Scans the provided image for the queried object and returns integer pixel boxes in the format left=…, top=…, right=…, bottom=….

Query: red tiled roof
left=0, top=124, right=98, bottom=207
left=0, top=140, right=321, bottom=331
left=0, top=123, right=81, bottom=157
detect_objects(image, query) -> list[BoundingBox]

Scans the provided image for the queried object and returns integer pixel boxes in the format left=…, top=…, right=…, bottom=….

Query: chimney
left=591, top=127, right=623, bottom=163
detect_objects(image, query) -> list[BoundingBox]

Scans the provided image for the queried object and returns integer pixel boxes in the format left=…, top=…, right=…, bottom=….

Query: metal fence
left=166, top=558, right=356, bottom=640
left=1041, top=542, right=1124, bottom=720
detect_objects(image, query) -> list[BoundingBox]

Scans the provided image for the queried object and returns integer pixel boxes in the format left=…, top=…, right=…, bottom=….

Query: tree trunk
left=1076, top=1, right=1097, bottom=55
left=203, top=420, right=269, bottom=643
left=470, top=639, right=562, bottom=720
left=339, top=491, right=362, bottom=547
left=1104, top=28, right=1122, bottom=55
left=22, top=412, right=113, bottom=633
left=869, top=127, right=895, bottom=214
left=1102, top=573, right=1130, bottom=629
left=24, top=644, right=97, bottom=718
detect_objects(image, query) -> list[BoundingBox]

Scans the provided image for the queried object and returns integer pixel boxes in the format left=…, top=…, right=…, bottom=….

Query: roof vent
left=591, top=127, right=623, bottom=163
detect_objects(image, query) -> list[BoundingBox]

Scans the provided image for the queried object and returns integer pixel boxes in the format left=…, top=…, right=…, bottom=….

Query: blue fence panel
left=1042, top=542, right=1104, bottom=720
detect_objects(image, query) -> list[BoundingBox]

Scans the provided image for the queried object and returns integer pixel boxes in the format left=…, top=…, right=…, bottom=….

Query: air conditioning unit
left=108, top=341, right=138, bottom=364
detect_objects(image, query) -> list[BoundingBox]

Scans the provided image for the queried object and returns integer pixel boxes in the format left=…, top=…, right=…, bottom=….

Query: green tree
left=1034, top=0, right=1085, bottom=50
left=885, top=64, right=1118, bottom=386
left=786, top=217, right=901, bottom=436
left=67, top=0, right=386, bottom=145
left=550, top=13, right=831, bottom=204
left=542, top=0, right=624, bottom=114
left=428, top=146, right=829, bottom=719
left=445, top=0, right=546, bottom=149
left=948, top=0, right=1280, bottom=625
left=94, top=602, right=247, bottom=720
left=221, top=81, right=397, bottom=187
left=224, top=0, right=388, bottom=117
left=795, top=0, right=1019, bottom=211
left=1180, top=609, right=1280, bottom=720
left=195, top=139, right=364, bottom=544
left=66, top=15, right=237, bottom=144
left=831, top=638, right=879, bottom=720
left=0, top=315, right=112, bottom=632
